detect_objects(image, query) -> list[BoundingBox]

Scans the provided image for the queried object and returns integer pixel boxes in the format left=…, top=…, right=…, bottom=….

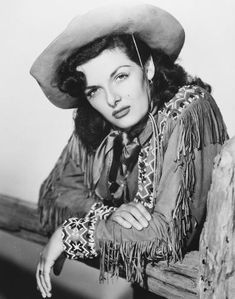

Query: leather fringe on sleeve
left=38, top=134, right=95, bottom=232
left=98, top=217, right=172, bottom=283
left=171, top=89, right=228, bottom=259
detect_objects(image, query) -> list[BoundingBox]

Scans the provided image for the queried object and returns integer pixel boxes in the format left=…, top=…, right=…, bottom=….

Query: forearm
left=62, top=202, right=117, bottom=260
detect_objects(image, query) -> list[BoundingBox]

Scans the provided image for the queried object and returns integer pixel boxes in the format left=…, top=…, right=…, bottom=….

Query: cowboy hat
left=30, top=3, right=185, bottom=109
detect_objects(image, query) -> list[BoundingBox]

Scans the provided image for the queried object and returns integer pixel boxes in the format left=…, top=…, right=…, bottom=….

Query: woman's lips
left=112, top=106, right=130, bottom=119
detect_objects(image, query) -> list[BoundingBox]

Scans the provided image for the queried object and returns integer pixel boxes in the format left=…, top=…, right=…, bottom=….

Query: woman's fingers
left=112, top=202, right=152, bottom=230
left=36, top=227, right=64, bottom=297
left=36, top=255, right=52, bottom=298
left=44, top=263, right=52, bottom=295
left=38, top=269, right=52, bottom=298
left=135, top=202, right=151, bottom=222
left=122, top=210, right=146, bottom=230
left=40, top=271, right=50, bottom=298
left=36, top=266, right=43, bottom=297
left=113, top=212, right=144, bottom=230
left=112, top=214, right=132, bottom=228
left=127, top=203, right=150, bottom=227
left=36, top=264, right=48, bottom=298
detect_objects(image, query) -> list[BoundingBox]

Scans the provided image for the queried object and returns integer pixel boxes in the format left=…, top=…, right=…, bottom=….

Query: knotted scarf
left=92, top=112, right=162, bottom=209
left=93, top=130, right=140, bottom=201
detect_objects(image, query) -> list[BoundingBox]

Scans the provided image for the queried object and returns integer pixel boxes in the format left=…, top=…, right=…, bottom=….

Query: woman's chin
left=113, top=113, right=147, bottom=129
left=112, top=114, right=149, bottom=133
left=113, top=121, right=139, bottom=131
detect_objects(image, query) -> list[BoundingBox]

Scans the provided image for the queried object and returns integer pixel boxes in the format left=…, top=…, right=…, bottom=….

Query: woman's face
left=77, top=48, right=153, bottom=129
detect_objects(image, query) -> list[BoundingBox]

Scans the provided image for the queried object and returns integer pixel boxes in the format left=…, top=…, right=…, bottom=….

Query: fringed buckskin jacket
left=39, top=85, right=228, bottom=282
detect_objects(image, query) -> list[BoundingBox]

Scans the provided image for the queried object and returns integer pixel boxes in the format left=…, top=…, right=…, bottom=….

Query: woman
left=30, top=4, right=228, bottom=298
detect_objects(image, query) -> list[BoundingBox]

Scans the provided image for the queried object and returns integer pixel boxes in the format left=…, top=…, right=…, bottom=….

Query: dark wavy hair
left=56, top=34, right=211, bottom=152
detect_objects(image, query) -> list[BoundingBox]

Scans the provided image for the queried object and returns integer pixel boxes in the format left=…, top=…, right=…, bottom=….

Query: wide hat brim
left=30, top=4, right=185, bottom=109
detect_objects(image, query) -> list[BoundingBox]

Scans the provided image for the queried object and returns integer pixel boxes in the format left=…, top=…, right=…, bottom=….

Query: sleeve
left=62, top=202, right=116, bottom=259
left=61, top=88, right=228, bottom=282
left=38, top=134, right=107, bottom=234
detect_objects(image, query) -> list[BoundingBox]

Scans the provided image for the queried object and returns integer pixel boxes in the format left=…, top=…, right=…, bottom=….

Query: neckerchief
left=93, top=112, right=160, bottom=210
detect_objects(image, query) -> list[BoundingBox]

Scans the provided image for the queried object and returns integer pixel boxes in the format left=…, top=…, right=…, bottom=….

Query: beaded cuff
left=62, top=202, right=116, bottom=259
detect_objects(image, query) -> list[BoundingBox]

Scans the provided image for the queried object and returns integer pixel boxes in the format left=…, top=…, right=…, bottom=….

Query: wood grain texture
left=144, top=251, right=199, bottom=298
left=0, top=194, right=48, bottom=244
left=199, top=136, right=235, bottom=299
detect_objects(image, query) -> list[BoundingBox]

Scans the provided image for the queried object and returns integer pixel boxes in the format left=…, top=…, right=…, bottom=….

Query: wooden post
left=199, top=136, right=235, bottom=298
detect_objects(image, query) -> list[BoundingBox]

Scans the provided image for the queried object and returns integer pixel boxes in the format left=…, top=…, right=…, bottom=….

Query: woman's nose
left=106, top=89, right=121, bottom=108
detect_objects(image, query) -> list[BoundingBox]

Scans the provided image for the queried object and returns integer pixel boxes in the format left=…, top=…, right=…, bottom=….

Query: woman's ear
left=145, top=56, right=155, bottom=81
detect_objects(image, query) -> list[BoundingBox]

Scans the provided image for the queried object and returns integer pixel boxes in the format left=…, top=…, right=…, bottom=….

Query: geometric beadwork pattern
left=135, top=85, right=201, bottom=210
left=158, top=85, right=199, bottom=142
left=62, top=202, right=116, bottom=259
left=135, top=142, right=155, bottom=209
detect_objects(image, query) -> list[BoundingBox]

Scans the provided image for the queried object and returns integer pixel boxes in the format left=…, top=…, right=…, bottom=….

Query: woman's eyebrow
left=85, top=65, right=131, bottom=90
left=85, top=85, right=97, bottom=92
left=110, top=65, right=131, bottom=78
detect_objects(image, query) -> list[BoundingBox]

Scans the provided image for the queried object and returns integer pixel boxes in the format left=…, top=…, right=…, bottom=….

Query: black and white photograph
left=0, top=1, right=234, bottom=298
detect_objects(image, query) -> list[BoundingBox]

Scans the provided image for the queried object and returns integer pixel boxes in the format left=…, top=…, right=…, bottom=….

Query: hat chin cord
left=131, top=33, right=144, bottom=69
left=131, top=34, right=153, bottom=111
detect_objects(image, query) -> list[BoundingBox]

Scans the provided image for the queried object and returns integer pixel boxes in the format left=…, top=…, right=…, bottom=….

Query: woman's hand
left=36, top=226, right=64, bottom=298
left=110, top=202, right=151, bottom=230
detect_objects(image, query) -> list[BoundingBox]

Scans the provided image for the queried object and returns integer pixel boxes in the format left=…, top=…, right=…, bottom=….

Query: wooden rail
left=1, top=136, right=235, bottom=298
left=0, top=194, right=48, bottom=244
left=0, top=193, right=200, bottom=298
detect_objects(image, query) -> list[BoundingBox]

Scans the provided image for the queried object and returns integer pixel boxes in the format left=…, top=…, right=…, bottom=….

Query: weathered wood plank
left=0, top=193, right=200, bottom=298
left=144, top=251, right=199, bottom=298
left=0, top=194, right=48, bottom=244
left=199, top=137, right=235, bottom=299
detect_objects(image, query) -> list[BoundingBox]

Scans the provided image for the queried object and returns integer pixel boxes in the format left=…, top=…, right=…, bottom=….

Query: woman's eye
left=86, top=88, right=99, bottom=100
left=115, top=73, right=129, bottom=81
